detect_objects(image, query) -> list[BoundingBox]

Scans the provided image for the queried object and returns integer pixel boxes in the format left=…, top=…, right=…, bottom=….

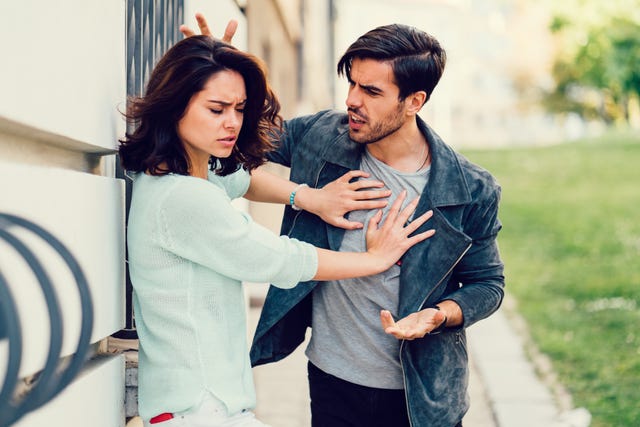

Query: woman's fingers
left=403, top=209, right=433, bottom=234
left=366, top=209, right=384, bottom=231
left=395, top=197, right=420, bottom=226
left=381, top=190, right=406, bottom=228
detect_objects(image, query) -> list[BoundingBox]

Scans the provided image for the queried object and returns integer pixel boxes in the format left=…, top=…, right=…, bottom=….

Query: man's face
left=345, top=58, right=407, bottom=144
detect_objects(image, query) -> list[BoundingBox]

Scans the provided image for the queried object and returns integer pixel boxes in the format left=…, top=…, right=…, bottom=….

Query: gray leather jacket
left=250, top=110, right=505, bottom=427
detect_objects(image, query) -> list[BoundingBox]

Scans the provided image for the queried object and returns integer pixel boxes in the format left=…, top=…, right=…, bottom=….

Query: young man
left=185, top=18, right=505, bottom=427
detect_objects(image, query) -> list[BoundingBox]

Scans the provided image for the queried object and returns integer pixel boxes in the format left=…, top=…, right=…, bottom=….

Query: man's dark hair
left=337, top=24, right=446, bottom=103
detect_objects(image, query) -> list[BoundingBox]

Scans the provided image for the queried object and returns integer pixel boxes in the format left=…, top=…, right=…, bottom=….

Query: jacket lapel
left=319, top=131, right=364, bottom=250
left=398, top=118, right=474, bottom=316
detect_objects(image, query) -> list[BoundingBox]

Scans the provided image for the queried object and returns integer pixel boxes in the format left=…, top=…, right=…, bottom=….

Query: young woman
left=118, top=36, right=435, bottom=427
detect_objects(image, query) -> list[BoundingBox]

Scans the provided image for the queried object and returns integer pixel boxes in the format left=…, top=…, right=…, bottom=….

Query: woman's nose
left=224, top=112, right=241, bottom=129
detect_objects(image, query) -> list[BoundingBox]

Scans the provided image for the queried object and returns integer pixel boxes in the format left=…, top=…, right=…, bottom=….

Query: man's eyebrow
left=360, top=83, right=383, bottom=94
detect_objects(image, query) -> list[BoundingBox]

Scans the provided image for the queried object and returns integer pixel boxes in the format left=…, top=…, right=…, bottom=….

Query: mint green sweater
left=127, top=169, right=318, bottom=419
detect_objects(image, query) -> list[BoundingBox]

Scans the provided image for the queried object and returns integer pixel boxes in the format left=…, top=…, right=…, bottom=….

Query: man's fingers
left=380, top=310, right=396, bottom=330
left=195, top=13, right=212, bottom=36
left=222, top=19, right=238, bottom=43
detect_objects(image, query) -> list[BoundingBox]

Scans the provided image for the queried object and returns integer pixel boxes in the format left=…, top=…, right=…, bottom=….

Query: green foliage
left=463, top=132, right=640, bottom=426
left=545, top=3, right=640, bottom=124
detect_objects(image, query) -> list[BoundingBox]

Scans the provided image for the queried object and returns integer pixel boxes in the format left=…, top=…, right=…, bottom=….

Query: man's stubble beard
left=348, top=102, right=405, bottom=145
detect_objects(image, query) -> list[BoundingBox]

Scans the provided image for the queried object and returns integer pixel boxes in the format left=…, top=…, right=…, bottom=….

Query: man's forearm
left=434, top=299, right=463, bottom=327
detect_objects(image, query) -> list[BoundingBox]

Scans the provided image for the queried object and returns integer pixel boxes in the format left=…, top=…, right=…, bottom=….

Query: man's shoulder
left=286, top=109, right=348, bottom=133
left=454, top=151, right=499, bottom=188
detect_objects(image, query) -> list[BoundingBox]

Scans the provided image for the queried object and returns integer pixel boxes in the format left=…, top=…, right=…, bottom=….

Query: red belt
left=150, top=413, right=174, bottom=424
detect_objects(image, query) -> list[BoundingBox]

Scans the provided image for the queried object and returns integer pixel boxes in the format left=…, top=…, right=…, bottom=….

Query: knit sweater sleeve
left=156, top=177, right=318, bottom=288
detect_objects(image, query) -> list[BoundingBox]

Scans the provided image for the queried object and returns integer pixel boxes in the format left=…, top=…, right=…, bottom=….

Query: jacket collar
left=416, top=117, right=472, bottom=207
left=319, top=115, right=365, bottom=170
left=319, top=114, right=472, bottom=208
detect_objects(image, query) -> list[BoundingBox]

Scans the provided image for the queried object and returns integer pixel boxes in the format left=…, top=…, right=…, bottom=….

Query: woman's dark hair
left=119, top=35, right=281, bottom=176
left=337, top=24, right=446, bottom=103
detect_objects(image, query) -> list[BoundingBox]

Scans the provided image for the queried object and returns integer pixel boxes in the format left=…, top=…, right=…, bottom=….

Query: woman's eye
left=210, top=109, right=223, bottom=114
left=236, top=108, right=245, bottom=114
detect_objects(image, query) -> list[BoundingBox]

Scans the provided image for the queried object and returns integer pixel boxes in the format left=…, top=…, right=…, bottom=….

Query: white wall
left=0, top=0, right=126, bottom=153
left=0, top=0, right=127, bottom=426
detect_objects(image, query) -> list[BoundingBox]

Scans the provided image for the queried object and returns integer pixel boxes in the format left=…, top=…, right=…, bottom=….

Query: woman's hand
left=365, top=190, right=435, bottom=270
left=179, top=13, right=237, bottom=43
left=296, top=170, right=391, bottom=230
left=312, top=190, right=434, bottom=281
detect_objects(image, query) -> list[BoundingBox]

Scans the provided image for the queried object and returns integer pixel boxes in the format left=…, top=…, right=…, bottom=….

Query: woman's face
left=177, top=69, right=246, bottom=170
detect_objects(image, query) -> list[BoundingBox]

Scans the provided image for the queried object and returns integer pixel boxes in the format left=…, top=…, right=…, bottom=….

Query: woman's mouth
left=218, top=136, right=236, bottom=147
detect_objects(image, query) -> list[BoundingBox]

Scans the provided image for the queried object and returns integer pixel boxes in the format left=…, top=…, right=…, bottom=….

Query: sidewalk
left=247, top=286, right=566, bottom=427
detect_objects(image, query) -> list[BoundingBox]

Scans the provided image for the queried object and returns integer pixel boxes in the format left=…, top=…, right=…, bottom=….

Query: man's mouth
left=349, top=111, right=366, bottom=124
left=349, top=112, right=366, bottom=131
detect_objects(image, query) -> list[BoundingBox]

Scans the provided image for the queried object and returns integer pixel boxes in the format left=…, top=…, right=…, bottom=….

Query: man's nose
left=346, top=87, right=362, bottom=109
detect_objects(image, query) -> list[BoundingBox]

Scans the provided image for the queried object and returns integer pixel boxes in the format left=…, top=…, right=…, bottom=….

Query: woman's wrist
left=291, top=184, right=315, bottom=212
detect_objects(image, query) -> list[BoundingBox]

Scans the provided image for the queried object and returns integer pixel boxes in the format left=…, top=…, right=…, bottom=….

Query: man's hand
left=296, top=170, right=391, bottom=230
left=179, top=13, right=237, bottom=43
left=380, top=308, right=447, bottom=340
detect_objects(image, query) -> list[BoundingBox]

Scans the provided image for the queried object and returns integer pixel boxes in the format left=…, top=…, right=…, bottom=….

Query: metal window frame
left=114, top=0, right=184, bottom=339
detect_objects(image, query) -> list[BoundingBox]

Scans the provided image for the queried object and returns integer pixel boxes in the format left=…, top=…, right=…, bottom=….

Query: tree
left=545, top=5, right=640, bottom=125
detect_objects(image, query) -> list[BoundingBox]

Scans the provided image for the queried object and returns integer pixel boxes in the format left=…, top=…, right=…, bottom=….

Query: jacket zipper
left=399, top=242, right=472, bottom=427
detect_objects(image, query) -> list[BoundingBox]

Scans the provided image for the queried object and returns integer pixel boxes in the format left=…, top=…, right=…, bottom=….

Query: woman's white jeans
left=144, top=394, right=271, bottom=427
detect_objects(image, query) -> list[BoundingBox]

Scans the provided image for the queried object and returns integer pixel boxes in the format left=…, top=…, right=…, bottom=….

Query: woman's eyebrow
left=207, top=99, right=247, bottom=106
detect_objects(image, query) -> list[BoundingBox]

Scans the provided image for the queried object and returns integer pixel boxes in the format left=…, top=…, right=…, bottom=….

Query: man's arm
left=381, top=186, right=504, bottom=340
left=380, top=299, right=462, bottom=340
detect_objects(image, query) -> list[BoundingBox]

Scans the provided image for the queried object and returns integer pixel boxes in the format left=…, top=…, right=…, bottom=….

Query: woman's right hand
left=365, top=190, right=435, bottom=270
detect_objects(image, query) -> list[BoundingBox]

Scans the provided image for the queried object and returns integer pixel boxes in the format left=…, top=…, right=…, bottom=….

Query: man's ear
left=406, top=91, right=427, bottom=115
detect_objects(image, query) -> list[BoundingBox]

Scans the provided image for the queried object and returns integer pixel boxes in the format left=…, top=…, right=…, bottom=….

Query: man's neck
left=366, top=119, right=429, bottom=172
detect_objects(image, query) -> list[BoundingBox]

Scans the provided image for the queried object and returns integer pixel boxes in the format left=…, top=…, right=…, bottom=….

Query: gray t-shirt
left=305, top=149, right=430, bottom=389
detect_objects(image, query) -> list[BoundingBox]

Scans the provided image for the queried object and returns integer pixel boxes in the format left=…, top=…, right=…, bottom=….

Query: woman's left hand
left=364, top=190, right=435, bottom=269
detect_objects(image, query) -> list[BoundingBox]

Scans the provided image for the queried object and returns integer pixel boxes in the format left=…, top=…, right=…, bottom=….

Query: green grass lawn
left=463, top=131, right=640, bottom=427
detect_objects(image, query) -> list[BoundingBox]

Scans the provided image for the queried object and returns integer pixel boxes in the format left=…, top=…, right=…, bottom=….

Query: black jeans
left=308, top=362, right=464, bottom=427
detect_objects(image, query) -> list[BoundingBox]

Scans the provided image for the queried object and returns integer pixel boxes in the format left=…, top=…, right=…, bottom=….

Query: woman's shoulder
left=207, top=167, right=250, bottom=199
